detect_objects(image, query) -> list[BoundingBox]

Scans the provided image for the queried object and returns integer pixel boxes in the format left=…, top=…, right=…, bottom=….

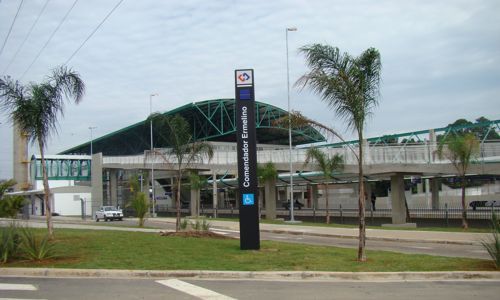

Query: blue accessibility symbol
left=242, top=193, right=255, bottom=206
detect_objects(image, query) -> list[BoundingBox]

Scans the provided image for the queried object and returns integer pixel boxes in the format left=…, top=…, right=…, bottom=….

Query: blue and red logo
left=238, top=72, right=251, bottom=82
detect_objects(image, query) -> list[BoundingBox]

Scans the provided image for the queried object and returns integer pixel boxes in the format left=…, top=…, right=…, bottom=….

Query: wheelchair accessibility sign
left=242, top=193, right=255, bottom=206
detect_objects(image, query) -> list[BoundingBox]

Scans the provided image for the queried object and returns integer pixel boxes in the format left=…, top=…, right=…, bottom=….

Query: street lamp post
left=88, top=126, right=97, bottom=155
left=150, top=93, right=159, bottom=217
left=286, top=27, right=297, bottom=222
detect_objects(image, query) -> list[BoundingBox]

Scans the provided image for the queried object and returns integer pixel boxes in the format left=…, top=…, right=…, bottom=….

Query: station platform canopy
left=59, top=98, right=326, bottom=156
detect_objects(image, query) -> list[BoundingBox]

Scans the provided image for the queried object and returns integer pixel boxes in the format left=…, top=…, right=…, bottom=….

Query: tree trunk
left=357, top=133, right=366, bottom=262
left=461, top=175, right=468, bottom=230
left=38, top=139, right=53, bottom=238
left=325, top=183, right=330, bottom=224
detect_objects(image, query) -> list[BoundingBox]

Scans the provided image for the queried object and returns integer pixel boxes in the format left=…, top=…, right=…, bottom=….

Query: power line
left=64, top=0, right=125, bottom=65
left=19, top=0, right=79, bottom=80
left=0, top=0, right=25, bottom=59
left=2, top=0, right=50, bottom=75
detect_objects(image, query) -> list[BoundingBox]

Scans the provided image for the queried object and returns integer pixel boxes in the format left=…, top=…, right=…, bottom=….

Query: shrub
left=19, top=227, right=57, bottom=261
left=0, top=223, right=21, bottom=263
left=482, top=213, right=500, bottom=269
left=180, top=218, right=189, bottom=230
left=128, top=192, right=149, bottom=227
left=193, top=219, right=202, bottom=231
left=0, top=195, right=26, bottom=218
left=201, top=219, right=211, bottom=231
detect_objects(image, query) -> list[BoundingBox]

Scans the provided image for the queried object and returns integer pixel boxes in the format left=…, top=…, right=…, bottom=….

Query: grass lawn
left=4, top=228, right=495, bottom=271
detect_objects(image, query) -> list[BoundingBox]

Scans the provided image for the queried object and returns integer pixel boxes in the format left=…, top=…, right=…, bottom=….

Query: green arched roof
left=59, top=98, right=326, bottom=156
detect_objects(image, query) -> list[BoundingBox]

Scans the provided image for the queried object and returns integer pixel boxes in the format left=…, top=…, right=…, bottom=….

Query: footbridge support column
left=390, top=174, right=406, bottom=224
left=191, top=187, right=200, bottom=217
left=109, top=169, right=118, bottom=207
left=91, top=153, right=103, bottom=219
left=264, top=178, right=277, bottom=220
left=431, top=178, right=440, bottom=209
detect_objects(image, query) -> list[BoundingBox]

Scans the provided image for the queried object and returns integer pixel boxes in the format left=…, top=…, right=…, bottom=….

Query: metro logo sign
left=236, top=70, right=253, bottom=86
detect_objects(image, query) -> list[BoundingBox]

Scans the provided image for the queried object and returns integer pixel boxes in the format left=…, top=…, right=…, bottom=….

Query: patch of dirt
left=159, top=230, right=235, bottom=239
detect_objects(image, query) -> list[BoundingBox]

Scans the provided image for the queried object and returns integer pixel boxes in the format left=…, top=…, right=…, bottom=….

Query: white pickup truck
left=95, top=206, right=123, bottom=222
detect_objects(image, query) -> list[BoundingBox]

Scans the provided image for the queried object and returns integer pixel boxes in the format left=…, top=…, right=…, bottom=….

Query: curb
left=1, top=268, right=499, bottom=281
left=261, top=229, right=479, bottom=246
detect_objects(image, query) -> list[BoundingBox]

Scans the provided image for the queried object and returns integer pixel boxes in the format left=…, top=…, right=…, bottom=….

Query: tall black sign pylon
left=235, top=69, right=260, bottom=250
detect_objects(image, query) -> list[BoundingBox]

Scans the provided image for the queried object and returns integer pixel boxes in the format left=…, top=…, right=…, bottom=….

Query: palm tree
left=127, top=174, right=149, bottom=227
left=304, top=148, right=343, bottom=224
left=297, top=44, right=381, bottom=261
left=257, top=162, right=278, bottom=220
left=148, top=114, right=213, bottom=231
left=437, top=133, right=480, bottom=230
left=0, top=66, right=85, bottom=238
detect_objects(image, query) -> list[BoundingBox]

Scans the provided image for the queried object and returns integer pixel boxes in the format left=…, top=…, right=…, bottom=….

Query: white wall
left=53, top=193, right=91, bottom=216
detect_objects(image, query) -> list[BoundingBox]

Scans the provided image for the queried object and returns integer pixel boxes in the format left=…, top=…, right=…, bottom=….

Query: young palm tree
left=149, top=114, right=214, bottom=231
left=437, top=133, right=480, bottom=230
left=304, top=148, right=343, bottom=224
left=0, top=67, right=85, bottom=238
left=297, top=44, right=381, bottom=261
left=127, top=174, right=149, bottom=227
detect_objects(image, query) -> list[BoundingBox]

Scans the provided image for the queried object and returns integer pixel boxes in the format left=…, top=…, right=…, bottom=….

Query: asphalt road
left=1, top=276, right=499, bottom=300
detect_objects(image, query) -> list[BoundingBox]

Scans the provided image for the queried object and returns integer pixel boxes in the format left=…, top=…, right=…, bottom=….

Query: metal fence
left=153, top=203, right=499, bottom=227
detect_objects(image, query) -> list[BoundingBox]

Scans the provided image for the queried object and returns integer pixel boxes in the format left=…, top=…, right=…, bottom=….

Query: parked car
left=283, top=200, right=304, bottom=210
left=469, top=200, right=487, bottom=210
left=95, top=206, right=123, bottom=221
left=485, top=200, right=500, bottom=208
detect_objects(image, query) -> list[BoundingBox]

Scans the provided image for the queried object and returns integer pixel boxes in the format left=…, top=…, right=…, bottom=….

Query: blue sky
left=1, top=0, right=499, bottom=179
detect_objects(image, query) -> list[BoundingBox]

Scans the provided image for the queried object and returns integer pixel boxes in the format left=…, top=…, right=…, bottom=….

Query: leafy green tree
left=304, top=148, right=343, bottom=224
left=474, top=117, right=499, bottom=140
left=437, top=133, right=480, bottom=230
left=0, top=66, right=85, bottom=238
left=0, top=179, right=26, bottom=218
left=297, top=44, right=381, bottom=261
left=149, top=114, right=214, bottom=231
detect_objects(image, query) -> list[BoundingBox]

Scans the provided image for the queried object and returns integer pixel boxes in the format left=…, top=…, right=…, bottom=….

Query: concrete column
left=311, top=185, right=319, bottom=210
left=390, top=174, right=406, bottom=224
left=91, top=153, right=103, bottom=218
left=431, top=177, right=440, bottom=209
left=425, top=178, right=431, bottom=207
left=212, top=170, right=217, bottom=217
left=264, top=178, right=277, bottom=220
left=417, top=182, right=423, bottom=194
left=258, top=186, right=264, bottom=219
left=190, top=188, right=199, bottom=217
left=364, top=182, right=373, bottom=211
left=109, top=169, right=118, bottom=207
left=13, top=123, right=29, bottom=191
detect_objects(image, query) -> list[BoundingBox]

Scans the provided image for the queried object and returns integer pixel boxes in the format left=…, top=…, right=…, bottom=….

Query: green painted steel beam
left=319, top=119, right=500, bottom=148
left=59, top=99, right=325, bottom=155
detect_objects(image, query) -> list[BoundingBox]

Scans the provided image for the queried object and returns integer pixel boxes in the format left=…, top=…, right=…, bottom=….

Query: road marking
left=0, top=284, right=37, bottom=291
left=157, top=279, right=237, bottom=300
left=0, top=298, right=47, bottom=300
left=410, top=246, right=432, bottom=250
